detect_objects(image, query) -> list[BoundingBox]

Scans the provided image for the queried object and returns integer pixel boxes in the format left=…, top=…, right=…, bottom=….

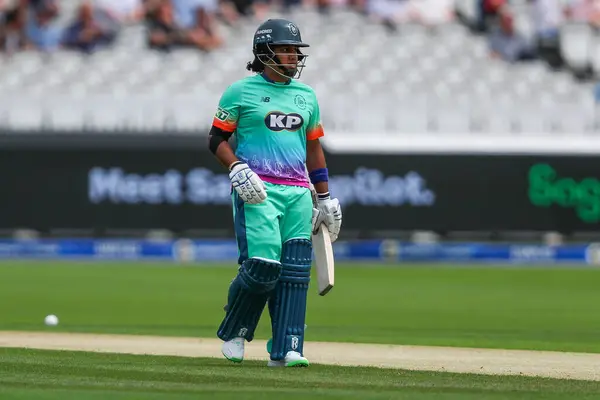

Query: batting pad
left=268, top=239, right=312, bottom=360
left=217, top=257, right=281, bottom=342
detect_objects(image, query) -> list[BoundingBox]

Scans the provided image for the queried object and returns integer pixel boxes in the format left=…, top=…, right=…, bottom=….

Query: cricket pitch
left=1, top=331, right=599, bottom=381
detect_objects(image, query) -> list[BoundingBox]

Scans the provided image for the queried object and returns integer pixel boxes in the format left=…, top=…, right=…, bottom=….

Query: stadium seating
left=0, top=1, right=598, bottom=135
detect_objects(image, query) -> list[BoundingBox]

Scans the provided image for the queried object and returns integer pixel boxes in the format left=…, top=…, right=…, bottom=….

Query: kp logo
left=264, top=111, right=304, bottom=131
left=291, top=336, right=299, bottom=350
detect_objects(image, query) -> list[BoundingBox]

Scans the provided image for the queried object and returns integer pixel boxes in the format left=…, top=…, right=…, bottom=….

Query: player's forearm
left=208, top=127, right=239, bottom=170
left=306, top=139, right=329, bottom=194
left=215, top=141, right=240, bottom=170
left=208, top=126, right=240, bottom=170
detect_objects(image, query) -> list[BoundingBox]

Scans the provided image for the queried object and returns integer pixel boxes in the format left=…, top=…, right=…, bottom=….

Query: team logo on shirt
left=294, top=95, right=306, bottom=110
left=264, top=111, right=304, bottom=131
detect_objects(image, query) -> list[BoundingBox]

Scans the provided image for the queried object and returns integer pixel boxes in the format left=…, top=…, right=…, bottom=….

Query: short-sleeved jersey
left=212, top=74, right=324, bottom=188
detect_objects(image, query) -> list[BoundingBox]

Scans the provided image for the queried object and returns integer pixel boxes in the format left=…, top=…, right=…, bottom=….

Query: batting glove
left=312, top=207, right=325, bottom=234
left=229, top=162, right=267, bottom=204
left=316, top=193, right=342, bottom=242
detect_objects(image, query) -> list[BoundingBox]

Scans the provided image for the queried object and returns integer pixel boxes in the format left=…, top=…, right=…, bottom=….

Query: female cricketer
left=208, top=18, right=342, bottom=367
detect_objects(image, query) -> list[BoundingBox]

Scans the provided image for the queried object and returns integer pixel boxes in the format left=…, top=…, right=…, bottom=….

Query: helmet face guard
left=255, top=42, right=308, bottom=79
left=252, top=19, right=310, bottom=80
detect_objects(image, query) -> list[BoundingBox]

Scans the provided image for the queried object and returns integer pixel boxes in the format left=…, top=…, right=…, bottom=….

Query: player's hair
left=246, top=56, right=265, bottom=73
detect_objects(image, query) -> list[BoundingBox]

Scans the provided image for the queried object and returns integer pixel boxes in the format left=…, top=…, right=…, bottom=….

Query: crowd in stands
left=0, top=0, right=460, bottom=55
left=0, top=0, right=599, bottom=77
left=0, top=0, right=225, bottom=53
left=465, top=0, right=600, bottom=71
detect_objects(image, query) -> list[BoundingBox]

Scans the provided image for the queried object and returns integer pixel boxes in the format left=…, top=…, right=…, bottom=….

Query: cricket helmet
left=252, top=19, right=309, bottom=79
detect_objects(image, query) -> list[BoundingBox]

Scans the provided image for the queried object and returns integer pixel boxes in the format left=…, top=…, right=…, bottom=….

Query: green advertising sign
left=528, top=163, right=600, bottom=223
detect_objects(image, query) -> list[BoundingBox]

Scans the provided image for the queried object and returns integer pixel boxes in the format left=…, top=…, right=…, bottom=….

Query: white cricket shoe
left=222, top=337, right=245, bottom=363
left=267, top=351, right=309, bottom=368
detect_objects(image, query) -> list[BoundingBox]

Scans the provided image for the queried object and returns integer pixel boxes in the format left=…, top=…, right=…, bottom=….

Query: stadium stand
left=0, top=0, right=598, bottom=135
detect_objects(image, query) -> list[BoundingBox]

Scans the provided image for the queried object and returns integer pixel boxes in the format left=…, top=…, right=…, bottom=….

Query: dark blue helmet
left=251, top=19, right=309, bottom=79
left=253, top=18, right=309, bottom=50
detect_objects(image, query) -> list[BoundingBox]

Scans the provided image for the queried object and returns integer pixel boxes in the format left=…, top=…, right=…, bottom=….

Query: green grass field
left=1, top=348, right=600, bottom=400
left=1, top=261, right=599, bottom=352
left=2, top=261, right=600, bottom=399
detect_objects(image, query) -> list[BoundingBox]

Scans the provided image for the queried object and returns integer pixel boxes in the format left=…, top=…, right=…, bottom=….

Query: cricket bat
left=309, top=182, right=335, bottom=296
left=313, top=222, right=335, bottom=296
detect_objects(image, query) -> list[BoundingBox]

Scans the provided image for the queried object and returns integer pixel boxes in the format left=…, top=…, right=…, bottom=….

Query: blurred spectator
left=409, top=0, right=455, bottom=26
left=61, top=1, right=118, bottom=54
left=163, top=0, right=222, bottom=50
left=594, top=81, right=600, bottom=104
left=0, top=0, right=18, bottom=13
left=348, top=0, right=367, bottom=13
left=94, top=0, right=145, bottom=24
left=278, top=0, right=331, bottom=13
left=477, top=0, right=506, bottom=32
left=366, top=0, right=411, bottom=31
left=531, top=0, right=564, bottom=68
left=146, top=0, right=220, bottom=51
left=29, top=0, right=58, bottom=18
left=25, top=0, right=63, bottom=52
left=216, top=0, right=240, bottom=26
left=146, top=0, right=187, bottom=51
left=532, top=0, right=563, bottom=38
left=327, top=0, right=366, bottom=13
left=488, top=8, right=536, bottom=62
left=315, top=0, right=333, bottom=14
left=225, top=0, right=269, bottom=20
left=565, top=0, right=600, bottom=26
left=1, top=0, right=27, bottom=53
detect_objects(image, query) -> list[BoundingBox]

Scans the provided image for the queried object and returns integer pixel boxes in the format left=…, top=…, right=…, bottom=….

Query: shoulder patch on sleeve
left=215, top=107, right=230, bottom=121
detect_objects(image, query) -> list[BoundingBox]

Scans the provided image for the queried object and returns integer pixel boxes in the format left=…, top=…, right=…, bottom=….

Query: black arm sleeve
left=208, top=126, right=233, bottom=155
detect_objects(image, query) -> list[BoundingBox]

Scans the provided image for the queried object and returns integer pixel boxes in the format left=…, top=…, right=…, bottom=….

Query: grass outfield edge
left=0, top=331, right=599, bottom=382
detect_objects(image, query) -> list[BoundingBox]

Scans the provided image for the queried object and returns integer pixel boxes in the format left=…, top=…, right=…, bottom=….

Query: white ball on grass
left=44, top=314, right=59, bottom=327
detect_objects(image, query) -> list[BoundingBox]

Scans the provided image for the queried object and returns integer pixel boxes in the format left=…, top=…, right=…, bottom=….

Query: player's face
left=271, top=45, right=299, bottom=71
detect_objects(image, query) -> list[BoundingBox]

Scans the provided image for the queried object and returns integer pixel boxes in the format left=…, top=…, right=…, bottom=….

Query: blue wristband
left=309, top=168, right=329, bottom=184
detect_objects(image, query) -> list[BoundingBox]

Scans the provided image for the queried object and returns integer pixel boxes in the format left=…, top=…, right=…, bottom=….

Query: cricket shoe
left=222, top=337, right=245, bottom=363
left=267, top=351, right=309, bottom=368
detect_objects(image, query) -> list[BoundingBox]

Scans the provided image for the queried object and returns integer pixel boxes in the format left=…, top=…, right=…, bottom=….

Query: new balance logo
left=261, top=97, right=270, bottom=103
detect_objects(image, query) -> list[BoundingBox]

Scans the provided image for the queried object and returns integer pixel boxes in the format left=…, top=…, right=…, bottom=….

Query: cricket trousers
left=232, top=182, right=313, bottom=264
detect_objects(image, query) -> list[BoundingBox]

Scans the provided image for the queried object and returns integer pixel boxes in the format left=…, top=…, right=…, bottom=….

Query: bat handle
left=309, top=181, right=318, bottom=206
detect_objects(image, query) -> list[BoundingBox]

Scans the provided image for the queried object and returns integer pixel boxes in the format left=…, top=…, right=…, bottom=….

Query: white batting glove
left=312, top=207, right=325, bottom=234
left=229, top=162, right=267, bottom=204
left=316, top=193, right=342, bottom=242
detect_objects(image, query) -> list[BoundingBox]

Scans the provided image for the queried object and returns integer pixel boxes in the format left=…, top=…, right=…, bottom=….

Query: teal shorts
left=232, top=182, right=313, bottom=264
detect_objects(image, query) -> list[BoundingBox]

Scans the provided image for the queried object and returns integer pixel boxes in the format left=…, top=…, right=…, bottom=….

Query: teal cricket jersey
left=212, top=73, right=324, bottom=188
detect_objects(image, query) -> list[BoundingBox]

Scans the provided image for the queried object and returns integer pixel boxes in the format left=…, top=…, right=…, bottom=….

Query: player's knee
left=281, top=239, right=312, bottom=266
left=239, top=257, right=282, bottom=293
left=280, top=239, right=312, bottom=283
